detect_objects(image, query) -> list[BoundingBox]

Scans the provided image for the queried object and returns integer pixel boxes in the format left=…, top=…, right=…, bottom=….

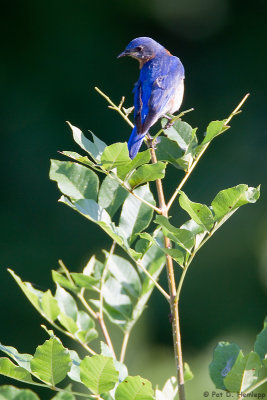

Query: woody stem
left=146, top=135, right=185, bottom=400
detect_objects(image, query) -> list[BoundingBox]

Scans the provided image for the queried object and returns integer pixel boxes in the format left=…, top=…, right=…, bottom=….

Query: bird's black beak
left=117, top=50, right=128, bottom=58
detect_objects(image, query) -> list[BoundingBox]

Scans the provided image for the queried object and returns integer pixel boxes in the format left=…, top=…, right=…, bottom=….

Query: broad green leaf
left=0, top=385, right=39, bottom=400
left=67, top=122, right=106, bottom=162
left=107, top=254, right=142, bottom=298
left=118, top=149, right=151, bottom=180
left=101, top=142, right=131, bottom=171
left=154, top=215, right=195, bottom=252
left=128, top=162, right=166, bottom=188
left=254, top=317, right=267, bottom=360
left=8, top=270, right=43, bottom=313
left=180, top=219, right=206, bottom=249
left=209, top=342, right=242, bottom=390
left=31, top=337, right=71, bottom=385
left=102, top=277, right=132, bottom=322
left=115, top=376, right=154, bottom=400
left=0, top=344, right=32, bottom=372
left=211, top=184, right=261, bottom=222
left=163, top=119, right=198, bottom=152
left=75, top=311, right=98, bottom=344
left=98, top=176, right=128, bottom=218
left=184, top=362, right=194, bottom=382
left=155, top=376, right=177, bottom=400
left=55, top=285, right=77, bottom=321
left=60, top=196, right=127, bottom=248
left=100, top=342, right=128, bottom=382
left=179, top=191, right=214, bottom=231
left=199, top=119, right=228, bottom=147
left=60, top=151, right=96, bottom=168
left=155, top=137, right=184, bottom=170
left=49, top=160, right=99, bottom=201
left=224, top=351, right=261, bottom=393
left=41, top=290, right=60, bottom=321
left=119, top=185, right=155, bottom=244
left=71, top=273, right=99, bottom=290
left=67, top=350, right=81, bottom=383
left=51, top=389, right=75, bottom=400
left=80, top=355, right=118, bottom=394
left=52, top=270, right=78, bottom=293
left=0, top=358, right=33, bottom=384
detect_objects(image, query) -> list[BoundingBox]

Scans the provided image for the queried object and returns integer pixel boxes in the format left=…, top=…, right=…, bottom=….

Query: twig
left=95, top=86, right=134, bottom=128
left=166, top=93, right=250, bottom=211
left=98, top=241, right=117, bottom=359
left=136, top=260, right=170, bottom=302
left=146, top=136, right=186, bottom=400
left=120, top=330, right=130, bottom=363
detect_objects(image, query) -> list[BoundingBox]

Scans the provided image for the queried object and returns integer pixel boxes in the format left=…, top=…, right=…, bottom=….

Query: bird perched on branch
left=118, top=37, right=185, bottom=159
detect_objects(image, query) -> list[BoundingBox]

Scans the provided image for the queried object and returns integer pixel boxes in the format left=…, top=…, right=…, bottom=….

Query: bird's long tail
left=128, top=126, right=146, bottom=159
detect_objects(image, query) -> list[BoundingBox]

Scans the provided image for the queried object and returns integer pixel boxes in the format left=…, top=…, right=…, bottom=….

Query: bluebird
left=118, top=37, right=185, bottom=159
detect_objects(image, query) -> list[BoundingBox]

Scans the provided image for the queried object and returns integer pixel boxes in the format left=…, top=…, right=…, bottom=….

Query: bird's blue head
left=117, top=37, right=165, bottom=66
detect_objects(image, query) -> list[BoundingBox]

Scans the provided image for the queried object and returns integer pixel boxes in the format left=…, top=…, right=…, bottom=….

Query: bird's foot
left=162, top=114, right=174, bottom=129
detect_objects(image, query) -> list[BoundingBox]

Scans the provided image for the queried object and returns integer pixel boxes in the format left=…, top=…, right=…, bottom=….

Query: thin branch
left=238, top=377, right=267, bottom=399
left=78, top=289, right=98, bottom=319
left=120, top=330, right=130, bottom=363
left=95, top=86, right=134, bottom=128
left=166, top=93, right=250, bottom=211
left=97, top=241, right=117, bottom=359
left=58, top=259, right=75, bottom=284
left=146, top=136, right=186, bottom=400
left=136, top=260, right=170, bottom=302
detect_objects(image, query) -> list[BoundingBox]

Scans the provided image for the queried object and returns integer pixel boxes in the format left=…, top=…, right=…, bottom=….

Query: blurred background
left=1, top=0, right=266, bottom=397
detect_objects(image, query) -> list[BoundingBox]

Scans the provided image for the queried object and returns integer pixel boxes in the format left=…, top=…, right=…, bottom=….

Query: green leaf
left=115, top=376, right=154, bottom=400
left=80, top=355, right=119, bottom=394
left=199, top=119, right=228, bottom=147
left=128, top=162, right=166, bottom=189
left=118, top=149, right=151, bottom=180
left=41, top=290, right=60, bottom=321
left=107, top=254, right=142, bottom=298
left=163, top=119, right=198, bottom=152
left=154, top=215, right=195, bottom=252
left=31, top=337, right=71, bottom=385
left=101, top=142, right=131, bottom=171
left=60, top=196, right=127, bottom=248
left=102, top=277, right=132, bottom=323
left=100, top=342, right=128, bottom=382
left=98, top=176, right=128, bottom=218
left=75, top=311, right=98, bottom=344
left=155, top=376, right=177, bottom=400
left=119, top=185, right=155, bottom=244
left=60, top=151, right=96, bottom=169
left=224, top=351, right=261, bottom=393
left=254, top=316, right=267, bottom=360
left=67, top=122, right=106, bottom=162
left=51, top=389, right=75, bottom=400
left=0, top=385, right=39, bottom=400
left=155, top=137, right=185, bottom=170
left=211, top=184, right=261, bottom=222
left=49, top=160, right=99, bottom=201
left=71, top=273, right=99, bottom=290
left=67, top=350, right=82, bottom=383
left=0, top=358, right=34, bottom=384
left=55, top=285, right=77, bottom=321
left=184, top=362, right=194, bottom=382
left=179, top=191, right=214, bottom=231
left=0, top=344, right=32, bottom=372
left=52, top=270, right=78, bottom=294
left=209, top=342, right=242, bottom=390
left=8, top=270, right=43, bottom=313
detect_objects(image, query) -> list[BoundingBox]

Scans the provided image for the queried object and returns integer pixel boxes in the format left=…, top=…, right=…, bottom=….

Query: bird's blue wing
left=136, top=55, right=184, bottom=134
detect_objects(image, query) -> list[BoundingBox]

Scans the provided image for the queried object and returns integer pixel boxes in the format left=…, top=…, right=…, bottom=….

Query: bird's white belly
left=164, top=78, right=184, bottom=115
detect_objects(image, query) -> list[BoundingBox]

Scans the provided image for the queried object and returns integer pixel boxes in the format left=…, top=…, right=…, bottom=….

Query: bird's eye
left=135, top=46, right=143, bottom=52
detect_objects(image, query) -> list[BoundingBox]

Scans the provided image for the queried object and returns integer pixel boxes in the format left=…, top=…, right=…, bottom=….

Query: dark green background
left=1, top=0, right=266, bottom=397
